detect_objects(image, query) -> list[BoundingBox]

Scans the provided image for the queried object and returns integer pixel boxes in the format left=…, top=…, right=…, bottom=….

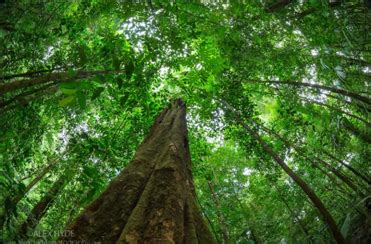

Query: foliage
left=0, top=0, right=369, bottom=242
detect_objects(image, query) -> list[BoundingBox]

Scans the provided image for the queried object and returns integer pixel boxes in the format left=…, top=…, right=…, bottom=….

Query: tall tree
left=16, top=174, right=67, bottom=239
left=60, top=99, right=216, bottom=243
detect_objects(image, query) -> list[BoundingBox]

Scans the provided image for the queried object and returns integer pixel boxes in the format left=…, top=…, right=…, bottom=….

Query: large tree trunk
left=60, top=99, right=216, bottom=243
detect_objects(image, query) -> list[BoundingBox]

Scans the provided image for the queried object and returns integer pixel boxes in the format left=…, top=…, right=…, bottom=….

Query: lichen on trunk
left=60, top=99, right=216, bottom=243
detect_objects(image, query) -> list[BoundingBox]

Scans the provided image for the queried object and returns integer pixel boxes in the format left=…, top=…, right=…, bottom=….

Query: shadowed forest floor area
left=0, top=1, right=370, bottom=243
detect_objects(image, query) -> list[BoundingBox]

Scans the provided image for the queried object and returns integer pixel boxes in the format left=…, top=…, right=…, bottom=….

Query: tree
left=60, top=99, right=216, bottom=243
left=16, top=174, right=67, bottom=239
left=1, top=1, right=369, bottom=242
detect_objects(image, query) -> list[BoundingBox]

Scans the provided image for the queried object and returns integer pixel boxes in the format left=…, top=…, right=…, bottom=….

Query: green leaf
left=91, top=87, right=105, bottom=100
left=60, top=82, right=78, bottom=89
left=59, top=96, right=75, bottom=107
left=117, top=76, right=124, bottom=89
left=68, top=69, right=78, bottom=78
left=61, top=88, right=77, bottom=95
left=17, top=182, right=26, bottom=193
left=83, top=165, right=99, bottom=178
left=77, top=91, right=87, bottom=109
left=126, top=61, right=135, bottom=80
left=340, top=213, right=351, bottom=238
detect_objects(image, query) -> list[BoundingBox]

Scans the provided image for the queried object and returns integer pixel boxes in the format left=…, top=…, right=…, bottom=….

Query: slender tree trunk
left=0, top=158, right=58, bottom=229
left=342, top=118, right=371, bottom=144
left=0, top=83, right=57, bottom=109
left=12, top=157, right=58, bottom=207
left=0, top=85, right=58, bottom=114
left=322, top=150, right=371, bottom=185
left=296, top=1, right=342, bottom=19
left=0, top=69, right=55, bottom=81
left=271, top=181, right=311, bottom=242
left=247, top=79, right=371, bottom=105
left=60, top=99, right=216, bottom=243
left=0, top=70, right=116, bottom=95
left=207, top=180, right=229, bottom=243
left=245, top=124, right=346, bottom=243
left=16, top=175, right=66, bottom=239
left=221, top=101, right=346, bottom=243
left=255, top=121, right=362, bottom=196
left=229, top=172, right=262, bottom=243
left=299, top=96, right=370, bottom=126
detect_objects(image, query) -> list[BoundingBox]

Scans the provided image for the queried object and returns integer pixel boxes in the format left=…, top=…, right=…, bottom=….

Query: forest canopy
left=0, top=0, right=370, bottom=243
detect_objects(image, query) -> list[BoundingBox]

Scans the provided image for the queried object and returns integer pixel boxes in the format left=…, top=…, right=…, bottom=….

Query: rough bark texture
left=60, top=99, right=216, bottom=243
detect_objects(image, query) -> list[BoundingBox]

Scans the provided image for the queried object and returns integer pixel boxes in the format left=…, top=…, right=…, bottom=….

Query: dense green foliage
left=0, top=1, right=369, bottom=243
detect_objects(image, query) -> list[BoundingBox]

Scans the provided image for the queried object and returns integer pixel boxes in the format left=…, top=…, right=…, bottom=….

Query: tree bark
left=16, top=175, right=66, bottom=239
left=60, top=99, right=216, bottom=243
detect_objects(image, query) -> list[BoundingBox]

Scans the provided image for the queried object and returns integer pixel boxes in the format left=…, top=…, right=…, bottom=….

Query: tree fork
left=60, top=99, right=216, bottom=243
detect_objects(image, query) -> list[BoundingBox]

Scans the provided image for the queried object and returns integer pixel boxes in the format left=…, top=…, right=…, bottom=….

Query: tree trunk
left=299, top=96, right=370, bottom=126
left=255, top=121, right=362, bottom=196
left=0, top=83, right=58, bottom=110
left=16, top=175, right=66, bottom=239
left=322, top=150, right=371, bottom=186
left=247, top=80, right=371, bottom=105
left=342, top=118, right=371, bottom=144
left=60, top=99, right=216, bottom=243
left=221, top=100, right=346, bottom=243
left=0, top=70, right=116, bottom=95
left=244, top=124, right=346, bottom=244
left=11, top=157, right=58, bottom=208
left=207, top=180, right=229, bottom=243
